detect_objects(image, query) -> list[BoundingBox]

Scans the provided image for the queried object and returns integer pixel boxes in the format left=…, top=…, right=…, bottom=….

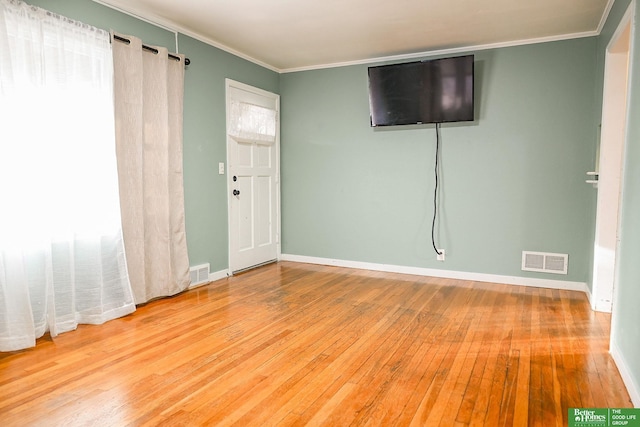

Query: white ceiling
left=96, top=0, right=613, bottom=72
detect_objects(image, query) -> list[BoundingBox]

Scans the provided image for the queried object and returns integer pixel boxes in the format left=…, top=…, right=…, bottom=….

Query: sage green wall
left=26, top=0, right=280, bottom=273
left=280, top=39, right=598, bottom=283
left=178, top=35, right=278, bottom=271
left=599, top=0, right=640, bottom=405
left=22, top=0, right=640, bottom=404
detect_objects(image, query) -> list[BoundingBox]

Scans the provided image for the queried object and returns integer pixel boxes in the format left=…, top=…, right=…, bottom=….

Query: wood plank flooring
left=0, top=261, right=632, bottom=426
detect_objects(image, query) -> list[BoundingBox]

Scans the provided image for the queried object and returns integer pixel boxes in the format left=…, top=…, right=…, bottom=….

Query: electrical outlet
left=437, top=249, right=445, bottom=261
left=218, top=162, right=225, bottom=175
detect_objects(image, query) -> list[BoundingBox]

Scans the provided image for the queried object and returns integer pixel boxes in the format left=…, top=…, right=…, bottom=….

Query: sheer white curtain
left=112, top=33, right=190, bottom=304
left=0, top=0, right=136, bottom=351
left=228, top=100, right=277, bottom=143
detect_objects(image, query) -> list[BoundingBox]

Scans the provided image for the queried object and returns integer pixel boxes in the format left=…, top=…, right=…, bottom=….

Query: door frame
left=225, top=78, right=281, bottom=275
left=592, top=2, right=634, bottom=313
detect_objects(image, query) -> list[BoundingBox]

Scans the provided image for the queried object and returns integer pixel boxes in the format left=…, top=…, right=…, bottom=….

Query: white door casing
left=226, top=79, right=280, bottom=273
left=592, top=4, right=632, bottom=313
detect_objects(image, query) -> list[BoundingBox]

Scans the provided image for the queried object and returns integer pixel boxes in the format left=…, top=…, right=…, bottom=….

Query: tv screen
left=368, top=55, right=474, bottom=126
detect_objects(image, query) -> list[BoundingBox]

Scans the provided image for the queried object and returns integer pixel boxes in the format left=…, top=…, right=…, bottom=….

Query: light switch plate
left=218, top=162, right=225, bottom=175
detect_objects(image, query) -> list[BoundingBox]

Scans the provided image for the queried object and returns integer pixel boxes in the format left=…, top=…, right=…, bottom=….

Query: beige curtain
left=112, top=33, right=190, bottom=304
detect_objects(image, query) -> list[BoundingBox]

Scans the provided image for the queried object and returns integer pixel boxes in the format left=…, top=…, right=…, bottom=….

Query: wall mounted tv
left=368, top=55, right=474, bottom=127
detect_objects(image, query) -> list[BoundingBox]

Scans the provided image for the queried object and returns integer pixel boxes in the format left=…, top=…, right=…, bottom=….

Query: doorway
left=226, top=79, right=280, bottom=273
left=591, top=3, right=633, bottom=312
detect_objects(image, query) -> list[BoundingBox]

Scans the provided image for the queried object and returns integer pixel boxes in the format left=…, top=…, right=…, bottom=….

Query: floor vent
left=522, top=251, right=568, bottom=275
left=189, top=263, right=210, bottom=286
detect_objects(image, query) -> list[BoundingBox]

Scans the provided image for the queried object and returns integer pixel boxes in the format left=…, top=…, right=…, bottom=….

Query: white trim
left=592, top=0, right=634, bottom=316
left=92, top=0, right=179, bottom=50
left=598, top=0, right=619, bottom=34
left=94, top=0, right=611, bottom=74
left=279, top=254, right=589, bottom=294
left=610, top=341, right=640, bottom=407
left=92, top=0, right=176, bottom=33
left=224, top=79, right=280, bottom=106
left=607, top=1, right=635, bottom=52
left=225, top=80, right=232, bottom=276
left=610, top=0, right=636, bottom=398
left=187, top=268, right=229, bottom=289
left=280, top=31, right=597, bottom=73
left=208, top=269, right=230, bottom=283
left=584, top=282, right=593, bottom=307
left=92, top=0, right=279, bottom=72
left=226, top=79, right=281, bottom=274
left=158, top=22, right=279, bottom=72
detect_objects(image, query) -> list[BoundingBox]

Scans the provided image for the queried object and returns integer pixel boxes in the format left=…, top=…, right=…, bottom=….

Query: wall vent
left=189, top=263, right=210, bottom=286
left=522, top=251, right=568, bottom=275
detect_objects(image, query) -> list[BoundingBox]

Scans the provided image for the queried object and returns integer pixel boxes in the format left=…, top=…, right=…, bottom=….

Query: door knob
left=233, top=189, right=240, bottom=196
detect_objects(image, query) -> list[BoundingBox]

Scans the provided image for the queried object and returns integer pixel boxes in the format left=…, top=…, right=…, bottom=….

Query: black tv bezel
left=367, top=55, right=475, bottom=127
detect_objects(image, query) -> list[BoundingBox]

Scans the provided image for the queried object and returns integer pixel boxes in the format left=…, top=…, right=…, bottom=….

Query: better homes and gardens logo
left=569, top=408, right=640, bottom=427
left=572, top=409, right=608, bottom=426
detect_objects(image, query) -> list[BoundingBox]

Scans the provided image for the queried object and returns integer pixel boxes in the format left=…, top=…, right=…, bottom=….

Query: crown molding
left=92, top=0, right=279, bottom=72
left=280, top=30, right=598, bottom=73
left=93, top=0, right=615, bottom=74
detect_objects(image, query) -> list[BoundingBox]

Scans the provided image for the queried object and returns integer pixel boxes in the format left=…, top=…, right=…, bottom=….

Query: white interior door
left=226, top=80, right=280, bottom=273
left=592, top=8, right=631, bottom=313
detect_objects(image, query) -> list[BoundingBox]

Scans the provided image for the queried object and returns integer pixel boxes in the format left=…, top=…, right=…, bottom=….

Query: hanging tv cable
left=431, top=123, right=442, bottom=256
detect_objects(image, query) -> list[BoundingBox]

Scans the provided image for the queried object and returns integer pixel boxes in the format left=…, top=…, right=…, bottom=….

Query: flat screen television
left=368, top=55, right=474, bottom=126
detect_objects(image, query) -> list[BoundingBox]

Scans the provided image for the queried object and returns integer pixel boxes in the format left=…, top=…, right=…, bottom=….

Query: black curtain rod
left=112, top=34, right=191, bottom=66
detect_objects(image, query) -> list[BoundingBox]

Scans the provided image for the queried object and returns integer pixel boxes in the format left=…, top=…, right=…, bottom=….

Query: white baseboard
left=610, top=340, right=640, bottom=407
left=279, top=254, right=590, bottom=295
left=209, top=269, right=230, bottom=282
left=188, top=269, right=229, bottom=290
left=584, top=283, right=594, bottom=308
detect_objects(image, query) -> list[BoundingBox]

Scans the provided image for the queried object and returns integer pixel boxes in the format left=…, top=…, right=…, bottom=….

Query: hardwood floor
left=0, top=261, right=632, bottom=426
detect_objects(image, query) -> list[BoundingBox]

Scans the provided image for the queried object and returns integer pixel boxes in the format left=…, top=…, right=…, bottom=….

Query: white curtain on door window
left=0, top=0, right=136, bottom=351
left=111, top=33, right=190, bottom=304
left=228, top=100, right=277, bottom=143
